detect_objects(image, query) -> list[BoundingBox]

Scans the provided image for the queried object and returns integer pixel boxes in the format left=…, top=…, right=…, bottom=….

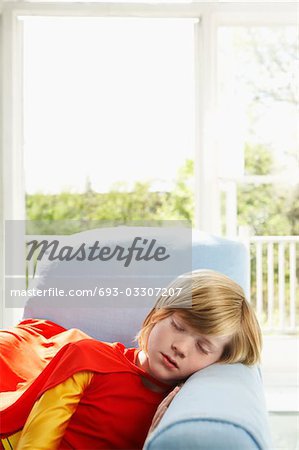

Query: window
left=1, top=2, right=296, bottom=327
left=23, top=17, right=197, bottom=199
left=217, top=26, right=298, bottom=237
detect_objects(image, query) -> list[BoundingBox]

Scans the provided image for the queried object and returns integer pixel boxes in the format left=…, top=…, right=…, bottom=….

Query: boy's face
left=141, top=312, right=231, bottom=385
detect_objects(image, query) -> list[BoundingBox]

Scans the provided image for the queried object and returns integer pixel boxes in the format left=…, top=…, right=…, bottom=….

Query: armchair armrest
left=144, top=363, right=272, bottom=450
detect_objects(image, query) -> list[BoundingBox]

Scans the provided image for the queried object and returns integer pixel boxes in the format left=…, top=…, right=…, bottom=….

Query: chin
left=153, top=368, right=181, bottom=385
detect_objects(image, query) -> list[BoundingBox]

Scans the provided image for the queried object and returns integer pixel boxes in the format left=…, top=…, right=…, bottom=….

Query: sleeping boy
left=0, top=269, right=261, bottom=449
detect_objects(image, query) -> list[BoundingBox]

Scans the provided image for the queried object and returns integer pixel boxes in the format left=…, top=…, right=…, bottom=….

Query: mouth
left=161, top=353, right=179, bottom=369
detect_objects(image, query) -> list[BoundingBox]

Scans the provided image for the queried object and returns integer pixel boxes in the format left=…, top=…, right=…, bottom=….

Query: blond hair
left=136, top=270, right=262, bottom=366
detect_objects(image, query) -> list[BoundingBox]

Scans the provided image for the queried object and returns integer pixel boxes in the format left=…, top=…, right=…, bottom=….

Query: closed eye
left=171, top=319, right=184, bottom=332
left=197, top=342, right=209, bottom=355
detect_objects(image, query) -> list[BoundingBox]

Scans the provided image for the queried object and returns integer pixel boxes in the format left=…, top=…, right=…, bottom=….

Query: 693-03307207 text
left=9, top=287, right=183, bottom=298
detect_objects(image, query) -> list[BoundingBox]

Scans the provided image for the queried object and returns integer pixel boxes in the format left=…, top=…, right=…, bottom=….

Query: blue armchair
left=23, top=227, right=272, bottom=450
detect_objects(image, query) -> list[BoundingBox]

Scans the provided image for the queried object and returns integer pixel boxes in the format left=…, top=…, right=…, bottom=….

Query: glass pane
left=218, top=26, right=298, bottom=178
left=218, top=26, right=298, bottom=236
left=23, top=17, right=196, bottom=222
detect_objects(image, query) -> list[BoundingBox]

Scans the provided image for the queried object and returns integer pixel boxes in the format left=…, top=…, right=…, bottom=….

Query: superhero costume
left=0, top=319, right=170, bottom=449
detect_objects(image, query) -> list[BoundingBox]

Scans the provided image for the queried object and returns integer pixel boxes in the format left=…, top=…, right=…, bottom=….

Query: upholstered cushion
left=23, top=227, right=249, bottom=346
left=144, top=363, right=272, bottom=450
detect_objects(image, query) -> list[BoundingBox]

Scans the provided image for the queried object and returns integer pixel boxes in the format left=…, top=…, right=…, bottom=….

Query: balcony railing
left=248, top=236, right=299, bottom=334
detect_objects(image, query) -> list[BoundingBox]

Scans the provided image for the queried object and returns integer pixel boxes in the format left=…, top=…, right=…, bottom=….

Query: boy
left=0, top=270, right=261, bottom=449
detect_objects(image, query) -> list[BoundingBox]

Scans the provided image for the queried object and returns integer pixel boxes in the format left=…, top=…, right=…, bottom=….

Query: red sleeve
left=0, top=324, right=133, bottom=437
left=0, top=319, right=67, bottom=392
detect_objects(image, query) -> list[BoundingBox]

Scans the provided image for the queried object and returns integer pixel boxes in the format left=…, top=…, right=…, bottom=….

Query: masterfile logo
left=5, top=220, right=192, bottom=309
left=26, top=237, right=170, bottom=267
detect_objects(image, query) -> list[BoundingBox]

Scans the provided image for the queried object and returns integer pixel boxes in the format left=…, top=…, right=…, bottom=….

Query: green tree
left=237, top=144, right=294, bottom=236
left=26, top=159, right=195, bottom=228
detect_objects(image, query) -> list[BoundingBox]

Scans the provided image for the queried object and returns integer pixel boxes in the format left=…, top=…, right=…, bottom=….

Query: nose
left=171, top=336, right=193, bottom=358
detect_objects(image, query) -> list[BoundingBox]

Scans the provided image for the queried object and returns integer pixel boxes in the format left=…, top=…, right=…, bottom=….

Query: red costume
left=0, top=319, right=170, bottom=449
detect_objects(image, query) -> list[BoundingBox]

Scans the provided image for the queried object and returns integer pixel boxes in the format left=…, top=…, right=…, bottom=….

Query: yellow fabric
left=7, top=371, right=94, bottom=450
left=1, top=431, right=22, bottom=450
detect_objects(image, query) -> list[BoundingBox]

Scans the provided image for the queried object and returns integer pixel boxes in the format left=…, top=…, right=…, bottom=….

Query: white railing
left=248, top=236, right=299, bottom=334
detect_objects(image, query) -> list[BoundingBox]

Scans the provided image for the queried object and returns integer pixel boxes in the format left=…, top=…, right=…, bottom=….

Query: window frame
left=0, top=1, right=297, bottom=327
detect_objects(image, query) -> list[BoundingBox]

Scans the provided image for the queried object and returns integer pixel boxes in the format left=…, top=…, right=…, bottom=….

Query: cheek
left=149, top=321, right=169, bottom=341
left=203, top=352, right=221, bottom=367
left=190, top=352, right=221, bottom=372
left=146, top=324, right=166, bottom=352
left=146, top=332, right=156, bottom=353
